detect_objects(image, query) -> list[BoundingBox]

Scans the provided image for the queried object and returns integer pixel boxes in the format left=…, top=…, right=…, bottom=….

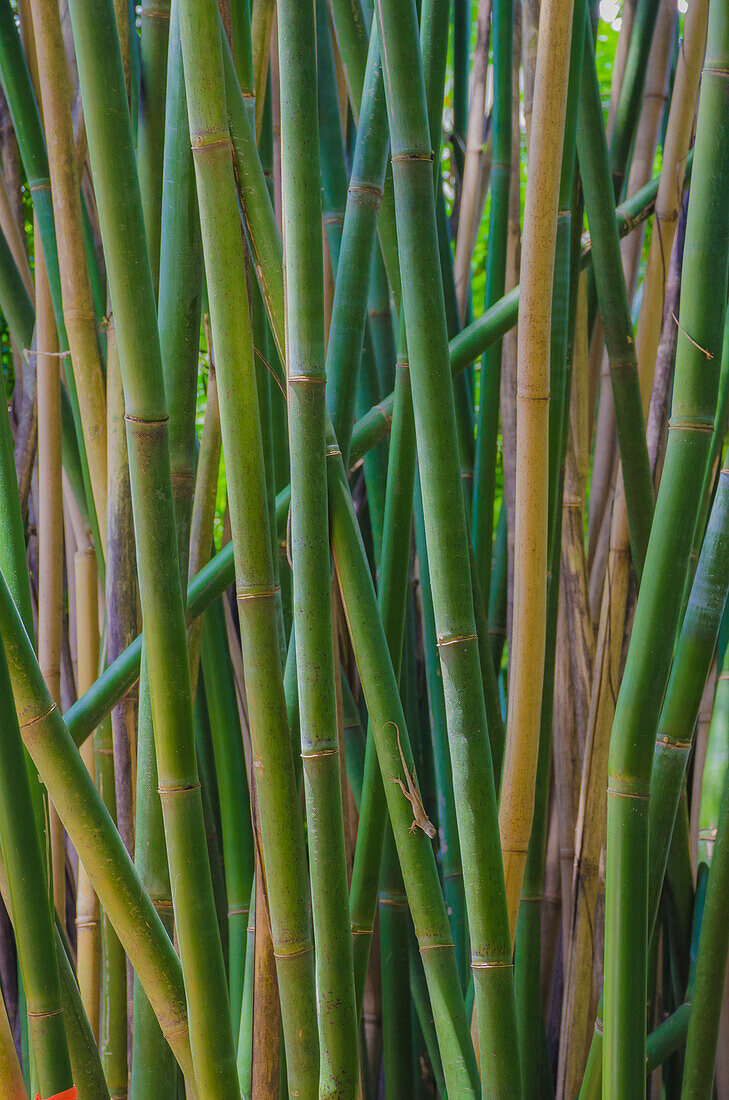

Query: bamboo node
left=348, top=181, right=384, bottom=205
left=300, top=747, right=338, bottom=758
left=236, top=584, right=281, bottom=601
left=227, top=906, right=250, bottom=917
left=273, top=942, right=313, bottom=960
left=123, top=413, right=169, bottom=426
left=350, top=924, right=373, bottom=937
left=19, top=700, right=57, bottom=734
left=436, top=632, right=478, bottom=648
left=606, top=785, right=648, bottom=801
left=140, top=4, right=171, bottom=17
left=28, top=177, right=51, bottom=194
left=391, top=150, right=434, bottom=164
left=419, top=941, right=453, bottom=951
left=671, top=313, right=714, bottom=358
left=287, top=374, right=326, bottom=385
left=655, top=734, right=691, bottom=750
left=190, top=135, right=232, bottom=154
left=471, top=958, right=513, bottom=970
left=378, top=893, right=407, bottom=908
left=323, top=213, right=344, bottom=227
left=667, top=416, right=714, bottom=433
left=326, top=444, right=342, bottom=457
left=23, top=348, right=71, bottom=359
left=157, top=781, right=202, bottom=795
left=26, top=1006, right=64, bottom=1019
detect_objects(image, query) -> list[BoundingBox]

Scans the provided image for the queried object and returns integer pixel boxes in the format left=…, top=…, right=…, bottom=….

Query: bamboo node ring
left=606, top=785, right=648, bottom=800
left=157, top=781, right=202, bottom=795
left=273, top=942, right=313, bottom=960
left=326, top=444, right=342, bottom=457
left=391, top=150, right=434, bottom=163
left=26, top=1006, right=64, bottom=1019
left=436, top=632, right=478, bottom=648
left=191, top=135, right=232, bottom=153
left=123, top=413, right=169, bottom=426
left=300, top=747, right=338, bottom=758
left=23, top=348, right=72, bottom=359
left=419, top=941, right=452, bottom=951
left=667, top=417, right=714, bottom=433
left=287, top=374, right=326, bottom=385
left=20, top=700, right=57, bottom=732
left=471, top=958, right=513, bottom=970
left=236, top=584, right=281, bottom=601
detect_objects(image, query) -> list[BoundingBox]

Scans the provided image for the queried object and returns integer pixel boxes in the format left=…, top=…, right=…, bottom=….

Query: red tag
left=36, top=1088, right=77, bottom=1100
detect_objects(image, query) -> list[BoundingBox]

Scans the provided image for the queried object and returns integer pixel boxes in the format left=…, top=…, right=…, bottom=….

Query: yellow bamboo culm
left=75, top=546, right=102, bottom=1043
left=498, top=0, right=574, bottom=942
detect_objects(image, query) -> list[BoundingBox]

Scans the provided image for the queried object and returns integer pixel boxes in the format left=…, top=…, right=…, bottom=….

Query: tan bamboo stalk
left=453, top=0, right=492, bottom=322
left=27, top=0, right=108, bottom=544
left=619, top=0, right=675, bottom=299
left=75, top=544, right=102, bottom=1043
left=607, top=0, right=636, bottom=141
left=499, top=0, right=574, bottom=936
left=553, top=597, right=581, bottom=956
left=0, top=988, right=27, bottom=1100
left=251, top=855, right=281, bottom=1097
left=690, top=660, right=718, bottom=879
left=35, top=238, right=66, bottom=921
left=635, top=0, right=708, bottom=387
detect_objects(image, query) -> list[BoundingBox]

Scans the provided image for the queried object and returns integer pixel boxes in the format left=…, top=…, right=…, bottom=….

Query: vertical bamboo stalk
left=279, top=0, right=358, bottom=1091
left=498, top=0, right=573, bottom=933
left=75, top=546, right=102, bottom=1043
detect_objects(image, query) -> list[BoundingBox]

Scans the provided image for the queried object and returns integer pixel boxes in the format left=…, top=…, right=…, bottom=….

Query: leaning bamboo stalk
left=75, top=546, right=102, bottom=1043
left=26, top=0, right=108, bottom=547
left=176, top=0, right=319, bottom=1092
left=328, top=452, right=479, bottom=1098
left=0, top=629, right=74, bottom=1098
left=603, top=0, right=729, bottom=1086
left=137, top=0, right=170, bottom=292
left=498, top=0, right=573, bottom=935
left=0, top=571, right=196, bottom=1082
left=279, top=0, right=359, bottom=1091
left=67, top=0, right=238, bottom=1090
left=0, top=166, right=31, bottom=297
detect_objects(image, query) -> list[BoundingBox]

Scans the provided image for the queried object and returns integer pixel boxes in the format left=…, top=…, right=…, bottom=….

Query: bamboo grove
left=0, top=0, right=727, bottom=1094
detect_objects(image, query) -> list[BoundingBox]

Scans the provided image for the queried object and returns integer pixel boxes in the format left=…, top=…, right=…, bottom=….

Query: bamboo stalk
left=603, top=0, right=729, bottom=1087
left=498, top=0, right=573, bottom=935
left=75, top=547, right=102, bottom=1043
left=26, top=0, right=108, bottom=547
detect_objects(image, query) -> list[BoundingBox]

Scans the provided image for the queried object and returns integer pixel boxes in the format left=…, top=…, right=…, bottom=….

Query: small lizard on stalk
left=388, top=722, right=437, bottom=839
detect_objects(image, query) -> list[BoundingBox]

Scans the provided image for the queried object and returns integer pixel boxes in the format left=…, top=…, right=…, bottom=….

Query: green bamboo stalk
left=175, top=0, right=319, bottom=1092
left=137, top=0, right=171, bottom=292
left=680, top=776, right=729, bottom=1096
left=200, top=601, right=254, bottom=1042
left=328, top=451, right=480, bottom=1097
left=451, top=0, right=469, bottom=182
left=66, top=0, right=238, bottom=1091
left=471, top=0, right=512, bottom=601
left=279, top=5, right=358, bottom=1087
left=575, top=12, right=654, bottom=576
left=648, top=470, right=729, bottom=941
left=376, top=0, right=521, bottom=1087
left=0, top=623, right=72, bottom=1097
left=603, top=0, right=729, bottom=1089
left=325, top=21, right=390, bottom=467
